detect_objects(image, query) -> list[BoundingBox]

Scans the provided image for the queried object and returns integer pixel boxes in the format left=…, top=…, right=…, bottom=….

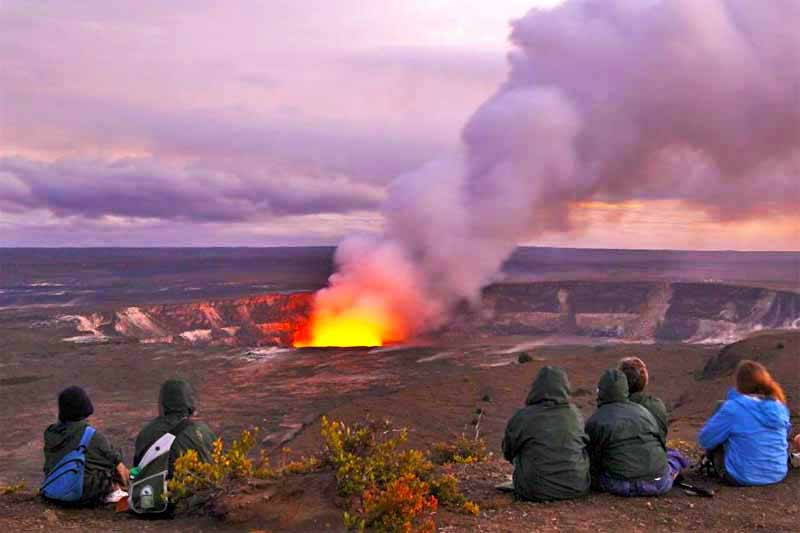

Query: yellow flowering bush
left=168, top=428, right=319, bottom=504
left=166, top=419, right=480, bottom=530
left=321, top=417, right=479, bottom=531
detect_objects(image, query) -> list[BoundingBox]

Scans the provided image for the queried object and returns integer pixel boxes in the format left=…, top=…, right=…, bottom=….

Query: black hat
left=58, top=386, right=94, bottom=422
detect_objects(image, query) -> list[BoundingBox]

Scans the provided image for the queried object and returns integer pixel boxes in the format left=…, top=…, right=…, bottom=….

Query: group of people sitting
left=42, top=379, right=216, bottom=508
left=42, top=358, right=798, bottom=510
left=502, top=357, right=799, bottom=501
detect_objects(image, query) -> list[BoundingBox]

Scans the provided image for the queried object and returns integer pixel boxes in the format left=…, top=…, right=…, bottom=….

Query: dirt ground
left=1, top=331, right=798, bottom=532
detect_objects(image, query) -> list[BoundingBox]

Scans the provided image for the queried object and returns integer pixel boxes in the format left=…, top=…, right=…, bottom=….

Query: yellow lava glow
left=294, top=309, right=392, bottom=348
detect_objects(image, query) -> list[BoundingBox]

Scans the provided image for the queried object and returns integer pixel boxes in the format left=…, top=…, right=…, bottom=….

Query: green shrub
left=321, top=417, right=479, bottom=531
left=430, top=434, right=489, bottom=465
left=166, top=418, right=479, bottom=531
left=168, top=428, right=319, bottom=505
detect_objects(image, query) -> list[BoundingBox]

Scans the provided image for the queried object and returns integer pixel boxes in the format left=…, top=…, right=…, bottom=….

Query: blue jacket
left=698, top=389, right=790, bottom=486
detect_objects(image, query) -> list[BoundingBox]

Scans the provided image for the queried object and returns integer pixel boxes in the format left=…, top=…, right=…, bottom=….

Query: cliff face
left=61, top=282, right=800, bottom=347
left=66, top=292, right=313, bottom=347
left=441, top=282, right=800, bottom=344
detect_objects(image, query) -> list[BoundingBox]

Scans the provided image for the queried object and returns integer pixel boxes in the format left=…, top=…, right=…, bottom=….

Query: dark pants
left=598, top=449, right=689, bottom=497
left=706, top=445, right=741, bottom=486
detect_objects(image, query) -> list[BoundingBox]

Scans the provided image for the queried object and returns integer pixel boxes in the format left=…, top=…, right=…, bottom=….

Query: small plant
left=430, top=434, right=489, bottom=465
left=462, top=500, right=480, bottom=516
left=360, top=473, right=438, bottom=533
left=253, top=447, right=321, bottom=480
left=321, top=417, right=432, bottom=499
left=0, top=481, right=26, bottom=495
left=320, top=417, right=478, bottom=532
left=168, top=428, right=320, bottom=505
left=168, top=430, right=254, bottom=503
left=431, top=409, right=489, bottom=465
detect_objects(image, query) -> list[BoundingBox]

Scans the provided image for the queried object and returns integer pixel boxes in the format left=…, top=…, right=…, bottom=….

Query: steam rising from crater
left=300, top=0, right=800, bottom=346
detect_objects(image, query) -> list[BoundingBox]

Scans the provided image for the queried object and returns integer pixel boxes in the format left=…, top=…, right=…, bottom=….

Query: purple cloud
left=0, top=157, right=384, bottom=222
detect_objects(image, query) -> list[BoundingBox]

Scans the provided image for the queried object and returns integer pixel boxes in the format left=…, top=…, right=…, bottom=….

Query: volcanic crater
left=61, top=281, right=800, bottom=347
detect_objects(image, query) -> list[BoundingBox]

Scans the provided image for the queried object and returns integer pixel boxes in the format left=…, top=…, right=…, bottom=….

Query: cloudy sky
left=1, top=0, right=797, bottom=250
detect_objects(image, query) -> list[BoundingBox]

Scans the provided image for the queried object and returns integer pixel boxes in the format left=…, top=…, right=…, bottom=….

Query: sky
left=0, top=0, right=797, bottom=250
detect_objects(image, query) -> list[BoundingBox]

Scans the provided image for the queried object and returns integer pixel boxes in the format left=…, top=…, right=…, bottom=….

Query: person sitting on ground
left=501, top=366, right=591, bottom=501
left=134, top=379, right=218, bottom=469
left=585, top=369, right=687, bottom=497
left=698, top=360, right=791, bottom=486
left=618, top=357, right=668, bottom=439
left=43, top=386, right=129, bottom=505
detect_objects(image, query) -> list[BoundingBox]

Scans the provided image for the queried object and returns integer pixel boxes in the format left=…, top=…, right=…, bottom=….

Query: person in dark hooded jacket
left=502, top=366, right=591, bottom=501
left=43, top=386, right=129, bottom=505
left=585, top=369, right=687, bottom=497
left=134, top=379, right=217, bottom=472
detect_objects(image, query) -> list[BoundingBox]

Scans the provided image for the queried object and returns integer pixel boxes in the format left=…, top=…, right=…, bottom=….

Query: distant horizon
left=1, top=244, right=798, bottom=254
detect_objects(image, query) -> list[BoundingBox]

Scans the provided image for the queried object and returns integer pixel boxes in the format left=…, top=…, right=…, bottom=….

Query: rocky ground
left=1, top=328, right=798, bottom=531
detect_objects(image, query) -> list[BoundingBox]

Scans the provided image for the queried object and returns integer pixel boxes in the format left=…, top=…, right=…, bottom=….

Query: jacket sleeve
left=698, top=401, right=734, bottom=450
left=584, top=416, right=607, bottom=476
left=89, top=431, right=123, bottom=467
left=651, top=397, right=669, bottom=439
left=502, top=410, right=523, bottom=463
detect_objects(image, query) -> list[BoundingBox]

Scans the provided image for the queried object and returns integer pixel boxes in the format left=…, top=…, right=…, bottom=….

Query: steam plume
left=307, top=0, right=800, bottom=343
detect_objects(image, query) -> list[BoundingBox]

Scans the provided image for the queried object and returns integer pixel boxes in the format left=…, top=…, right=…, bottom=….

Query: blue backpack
left=41, top=426, right=96, bottom=502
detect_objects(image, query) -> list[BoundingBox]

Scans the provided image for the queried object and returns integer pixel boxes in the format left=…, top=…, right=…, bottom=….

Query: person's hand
left=116, top=462, right=130, bottom=485
left=793, top=434, right=800, bottom=451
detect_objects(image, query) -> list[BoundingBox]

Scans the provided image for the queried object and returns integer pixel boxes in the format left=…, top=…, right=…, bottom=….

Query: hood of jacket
left=597, top=368, right=629, bottom=405
left=727, top=388, right=790, bottom=429
left=526, top=366, right=571, bottom=405
left=44, top=420, right=87, bottom=453
left=159, top=379, right=196, bottom=417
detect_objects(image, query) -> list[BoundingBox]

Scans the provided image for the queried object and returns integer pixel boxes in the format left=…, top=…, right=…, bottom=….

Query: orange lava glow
left=293, top=307, right=407, bottom=348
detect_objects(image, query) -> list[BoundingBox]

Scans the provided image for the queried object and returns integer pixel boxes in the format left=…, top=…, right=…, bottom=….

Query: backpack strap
left=78, top=426, right=96, bottom=451
left=136, top=418, right=193, bottom=470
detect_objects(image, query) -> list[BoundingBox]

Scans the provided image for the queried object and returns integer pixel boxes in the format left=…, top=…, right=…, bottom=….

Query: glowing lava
left=294, top=311, right=381, bottom=347
left=293, top=300, right=412, bottom=347
left=292, top=237, right=440, bottom=348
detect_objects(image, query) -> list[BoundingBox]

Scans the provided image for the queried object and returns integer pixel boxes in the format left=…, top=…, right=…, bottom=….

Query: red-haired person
left=698, top=360, right=792, bottom=485
left=618, top=357, right=668, bottom=439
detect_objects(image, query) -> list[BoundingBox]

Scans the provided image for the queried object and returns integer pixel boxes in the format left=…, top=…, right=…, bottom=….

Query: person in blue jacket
left=698, top=360, right=791, bottom=486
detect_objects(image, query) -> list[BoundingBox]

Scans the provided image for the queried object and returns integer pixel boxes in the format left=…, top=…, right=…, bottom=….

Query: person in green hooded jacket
left=43, top=386, right=129, bottom=505
left=585, top=369, right=687, bottom=497
left=502, top=366, right=591, bottom=501
left=618, top=357, right=668, bottom=440
left=133, top=379, right=218, bottom=472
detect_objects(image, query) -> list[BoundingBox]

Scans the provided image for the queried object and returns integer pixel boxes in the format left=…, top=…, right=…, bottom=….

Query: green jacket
left=43, top=420, right=122, bottom=504
left=502, top=366, right=591, bottom=501
left=629, top=391, right=668, bottom=440
left=134, top=380, right=217, bottom=470
left=585, top=369, right=667, bottom=482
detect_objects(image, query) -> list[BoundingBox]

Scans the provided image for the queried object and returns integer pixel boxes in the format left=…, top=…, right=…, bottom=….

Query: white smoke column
left=310, top=0, right=800, bottom=343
